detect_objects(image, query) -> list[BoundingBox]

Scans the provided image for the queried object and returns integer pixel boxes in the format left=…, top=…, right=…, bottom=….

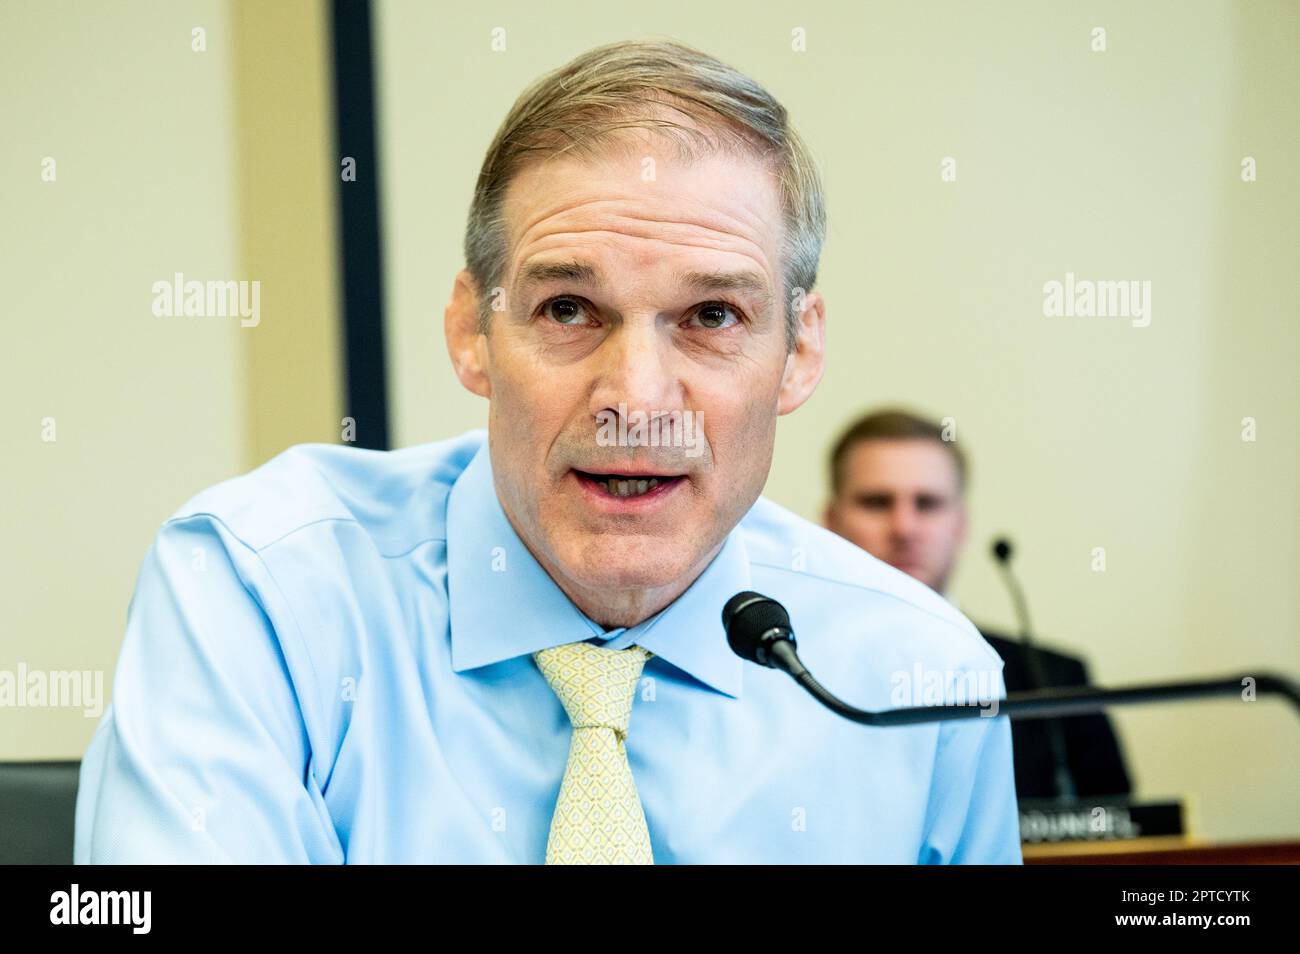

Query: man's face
left=446, top=130, right=824, bottom=625
left=824, top=439, right=968, bottom=593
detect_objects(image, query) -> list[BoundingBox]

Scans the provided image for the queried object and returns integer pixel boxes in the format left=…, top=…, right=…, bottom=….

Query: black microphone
left=722, top=590, right=1300, bottom=728
left=990, top=537, right=1077, bottom=801
left=722, top=591, right=806, bottom=676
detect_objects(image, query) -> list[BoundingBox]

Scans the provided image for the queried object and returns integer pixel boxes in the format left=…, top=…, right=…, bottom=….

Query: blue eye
left=691, top=302, right=740, bottom=330
left=542, top=297, right=591, bottom=326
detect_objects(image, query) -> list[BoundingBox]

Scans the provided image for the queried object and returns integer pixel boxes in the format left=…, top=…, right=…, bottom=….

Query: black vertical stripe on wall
left=329, top=0, right=390, bottom=451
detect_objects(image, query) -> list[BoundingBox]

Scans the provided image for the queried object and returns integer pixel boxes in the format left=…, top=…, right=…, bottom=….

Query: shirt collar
left=446, top=435, right=748, bottom=698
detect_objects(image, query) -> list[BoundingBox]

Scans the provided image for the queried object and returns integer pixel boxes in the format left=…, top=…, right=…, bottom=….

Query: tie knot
left=533, top=641, right=652, bottom=736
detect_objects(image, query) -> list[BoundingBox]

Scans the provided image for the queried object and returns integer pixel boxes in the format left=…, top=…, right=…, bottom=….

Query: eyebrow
left=516, top=259, right=775, bottom=313
left=517, top=259, right=600, bottom=291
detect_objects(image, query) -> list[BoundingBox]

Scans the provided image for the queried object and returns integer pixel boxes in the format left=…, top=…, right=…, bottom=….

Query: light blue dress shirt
left=75, top=429, right=1022, bottom=863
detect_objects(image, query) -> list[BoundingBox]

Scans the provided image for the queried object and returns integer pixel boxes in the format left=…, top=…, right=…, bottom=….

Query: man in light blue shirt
left=76, top=38, right=1021, bottom=864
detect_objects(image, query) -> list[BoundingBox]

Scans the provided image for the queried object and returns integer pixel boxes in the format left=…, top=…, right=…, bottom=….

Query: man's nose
left=889, top=503, right=919, bottom=539
left=587, top=319, right=682, bottom=418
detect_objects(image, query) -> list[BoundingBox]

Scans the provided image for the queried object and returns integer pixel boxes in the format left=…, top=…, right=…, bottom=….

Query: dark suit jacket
left=978, top=626, right=1134, bottom=801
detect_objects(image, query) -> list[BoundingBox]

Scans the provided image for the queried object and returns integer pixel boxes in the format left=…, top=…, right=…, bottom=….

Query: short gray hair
left=462, top=38, right=827, bottom=350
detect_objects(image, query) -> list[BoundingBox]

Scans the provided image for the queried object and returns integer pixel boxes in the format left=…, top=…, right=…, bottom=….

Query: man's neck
left=550, top=539, right=726, bottom=629
left=495, top=492, right=727, bottom=629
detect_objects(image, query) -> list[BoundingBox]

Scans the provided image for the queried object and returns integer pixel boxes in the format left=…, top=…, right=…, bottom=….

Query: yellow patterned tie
left=532, top=641, right=655, bottom=864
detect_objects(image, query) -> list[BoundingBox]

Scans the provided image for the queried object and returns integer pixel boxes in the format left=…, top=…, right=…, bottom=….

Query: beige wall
left=1, top=0, right=245, bottom=759
left=233, top=0, right=343, bottom=466
left=0, top=0, right=340, bottom=759
left=376, top=0, right=1299, bottom=842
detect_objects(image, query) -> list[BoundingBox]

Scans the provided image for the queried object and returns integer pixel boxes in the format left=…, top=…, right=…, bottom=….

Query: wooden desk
left=1023, top=837, right=1300, bottom=864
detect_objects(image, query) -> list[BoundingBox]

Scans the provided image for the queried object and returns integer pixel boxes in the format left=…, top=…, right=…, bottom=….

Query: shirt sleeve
left=74, top=514, right=343, bottom=863
left=918, top=668, right=1024, bottom=864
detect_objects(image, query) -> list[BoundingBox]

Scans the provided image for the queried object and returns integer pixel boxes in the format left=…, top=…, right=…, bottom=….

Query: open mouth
left=572, top=469, right=685, bottom=499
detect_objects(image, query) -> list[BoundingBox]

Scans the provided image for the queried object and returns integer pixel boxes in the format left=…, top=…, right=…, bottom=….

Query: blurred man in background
left=823, top=409, right=1133, bottom=801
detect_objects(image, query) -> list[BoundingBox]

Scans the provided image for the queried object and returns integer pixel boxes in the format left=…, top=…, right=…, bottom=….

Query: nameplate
left=1018, top=799, right=1185, bottom=843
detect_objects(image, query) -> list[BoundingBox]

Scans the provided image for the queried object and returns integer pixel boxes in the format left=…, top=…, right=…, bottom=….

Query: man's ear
left=444, top=268, right=491, bottom=398
left=778, top=290, right=826, bottom=416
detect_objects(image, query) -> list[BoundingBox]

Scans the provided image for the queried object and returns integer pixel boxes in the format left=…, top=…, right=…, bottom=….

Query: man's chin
left=557, top=534, right=704, bottom=595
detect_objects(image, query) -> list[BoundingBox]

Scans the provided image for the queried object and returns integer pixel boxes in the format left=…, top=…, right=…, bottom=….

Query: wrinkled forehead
left=499, top=129, right=786, bottom=280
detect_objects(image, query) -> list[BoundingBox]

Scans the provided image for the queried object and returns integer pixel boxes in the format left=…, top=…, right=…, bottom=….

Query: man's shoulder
left=167, top=429, right=487, bottom=554
left=739, top=496, right=1002, bottom=673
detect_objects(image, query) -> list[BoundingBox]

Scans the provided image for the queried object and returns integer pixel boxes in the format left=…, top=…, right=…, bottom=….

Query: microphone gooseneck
left=722, top=591, right=861, bottom=716
left=991, top=537, right=1077, bottom=802
left=720, top=590, right=1300, bottom=731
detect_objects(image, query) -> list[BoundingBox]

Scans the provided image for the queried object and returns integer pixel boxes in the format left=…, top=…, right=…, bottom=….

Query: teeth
left=593, top=476, right=665, bottom=498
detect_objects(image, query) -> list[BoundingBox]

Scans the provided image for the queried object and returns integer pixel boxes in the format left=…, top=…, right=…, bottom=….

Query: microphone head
left=992, top=538, right=1013, bottom=564
left=722, top=591, right=794, bottom=667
